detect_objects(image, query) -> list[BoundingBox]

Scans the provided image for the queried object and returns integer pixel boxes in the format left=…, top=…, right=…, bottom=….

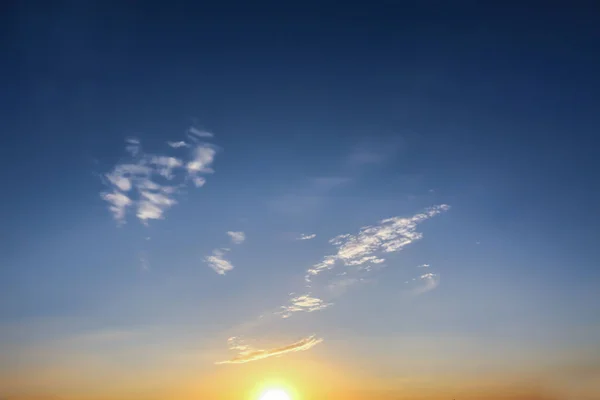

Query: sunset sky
left=1, top=2, right=600, bottom=400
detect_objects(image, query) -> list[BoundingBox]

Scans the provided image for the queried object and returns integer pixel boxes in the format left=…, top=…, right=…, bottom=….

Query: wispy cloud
left=297, top=233, right=316, bottom=240
left=205, top=249, right=234, bottom=275
left=217, top=335, right=323, bottom=364
left=167, top=140, right=189, bottom=148
left=187, top=126, right=214, bottom=141
left=413, top=272, right=440, bottom=294
left=101, top=129, right=218, bottom=225
left=306, top=204, right=450, bottom=281
left=279, top=294, right=332, bottom=318
left=219, top=205, right=449, bottom=363
left=227, top=231, right=246, bottom=245
left=101, top=191, right=132, bottom=223
left=275, top=205, right=450, bottom=318
left=418, top=263, right=430, bottom=268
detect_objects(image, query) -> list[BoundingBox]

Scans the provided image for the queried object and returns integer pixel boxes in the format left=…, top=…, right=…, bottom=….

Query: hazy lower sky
left=1, top=2, right=599, bottom=400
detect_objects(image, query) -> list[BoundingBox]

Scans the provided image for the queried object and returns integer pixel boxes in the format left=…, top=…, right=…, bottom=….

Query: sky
left=1, top=1, right=600, bottom=399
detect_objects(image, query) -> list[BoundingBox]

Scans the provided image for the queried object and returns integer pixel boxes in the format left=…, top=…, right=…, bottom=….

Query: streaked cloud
left=227, top=231, right=246, bottom=245
left=220, top=205, right=449, bottom=363
left=205, top=249, right=234, bottom=275
left=273, top=205, right=450, bottom=318
left=418, top=263, right=430, bottom=268
left=187, top=126, right=214, bottom=141
left=298, top=233, right=316, bottom=240
left=101, top=129, right=218, bottom=224
left=167, top=140, right=189, bottom=148
left=101, top=191, right=132, bottom=222
left=279, top=294, right=332, bottom=318
left=217, top=335, right=323, bottom=364
left=306, top=204, right=450, bottom=281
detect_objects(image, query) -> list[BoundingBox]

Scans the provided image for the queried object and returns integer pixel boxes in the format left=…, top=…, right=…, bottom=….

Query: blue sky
left=1, top=2, right=600, bottom=399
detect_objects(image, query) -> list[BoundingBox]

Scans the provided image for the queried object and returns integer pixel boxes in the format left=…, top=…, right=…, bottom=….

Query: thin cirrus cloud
left=298, top=233, right=317, bottom=240
left=306, top=204, right=450, bottom=281
left=277, top=204, right=450, bottom=318
left=219, top=205, right=449, bottom=363
left=205, top=232, right=245, bottom=275
left=101, top=128, right=217, bottom=225
left=279, top=294, right=332, bottom=318
left=167, top=140, right=189, bottom=148
left=217, top=335, right=323, bottom=364
left=205, top=248, right=234, bottom=275
left=227, top=231, right=246, bottom=245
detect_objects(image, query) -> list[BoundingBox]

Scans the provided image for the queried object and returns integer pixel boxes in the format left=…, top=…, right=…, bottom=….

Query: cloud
left=101, top=130, right=218, bottom=224
left=217, top=335, right=323, bottom=364
left=306, top=204, right=450, bottom=281
left=227, top=231, right=246, bottom=245
left=413, top=272, right=440, bottom=294
left=279, top=294, right=332, bottom=318
left=167, top=140, right=189, bottom=148
left=205, top=249, right=234, bottom=275
left=298, top=233, right=316, bottom=240
left=187, top=126, right=214, bottom=141
left=218, top=205, right=449, bottom=363
left=418, top=263, right=430, bottom=268
left=274, top=205, right=449, bottom=318
left=101, top=191, right=132, bottom=222
left=149, top=156, right=183, bottom=179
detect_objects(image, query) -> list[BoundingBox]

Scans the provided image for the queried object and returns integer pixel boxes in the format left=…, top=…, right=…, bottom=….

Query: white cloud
left=205, top=248, right=234, bottom=275
left=413, top=272, right=440, bottom=294
left=101, top=131, right=218, bottom=225
left=306, top=204, right=450, bottom=281
left=186, top=145, right=216, bottom=174
left=149, top=156, right=183, bottom=179
left=101, top=191, right=132, bottom=223
left=298, top=233, right=316, bottom=240
left=217, top=335, right=323, bottom=364
left=276, top=205, right=450, bottom=318
left=227, top=231, right=246, bottom=244
left=167, top=140, right=189, bottom=148
left=187, top=126, right=214, bottom=141
left=418, top=263, right=430, bottom=268
left=279, top=294, right=332, bottom=318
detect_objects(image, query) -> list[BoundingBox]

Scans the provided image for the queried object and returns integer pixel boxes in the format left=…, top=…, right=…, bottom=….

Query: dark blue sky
left=1, top=2, right=600, bottom=398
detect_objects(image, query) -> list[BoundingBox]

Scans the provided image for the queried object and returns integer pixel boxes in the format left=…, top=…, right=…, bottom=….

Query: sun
left=258, top=388, right=292, bottom=400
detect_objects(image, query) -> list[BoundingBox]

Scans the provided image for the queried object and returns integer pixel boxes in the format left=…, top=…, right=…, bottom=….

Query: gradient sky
left=1, top=2, right=600, bottom=400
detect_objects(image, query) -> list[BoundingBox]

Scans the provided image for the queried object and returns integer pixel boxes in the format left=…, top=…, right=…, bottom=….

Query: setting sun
left=258, top=388, right=292, bottom=400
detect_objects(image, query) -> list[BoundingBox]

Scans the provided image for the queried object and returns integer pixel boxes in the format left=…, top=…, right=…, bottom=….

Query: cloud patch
left=217, top=335, right=323, bottom=364
left=205, top=249, right=234, bottom=275
left=306, top=204, right=450, bottom=281
left=227, top=231, right=246, bottom=245
left=413, top=272, right=440, bottom=294
left=276, top=205, right=450, bottom=318
left=101, top=129, right=217, bottom=225
left=298, top=233, right=316, bottom=240
left=279, top=294, right=332, bottom=318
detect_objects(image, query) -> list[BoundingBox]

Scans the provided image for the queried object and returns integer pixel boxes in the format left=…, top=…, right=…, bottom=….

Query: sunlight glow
left=258, top=388, right=292, bottom=400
